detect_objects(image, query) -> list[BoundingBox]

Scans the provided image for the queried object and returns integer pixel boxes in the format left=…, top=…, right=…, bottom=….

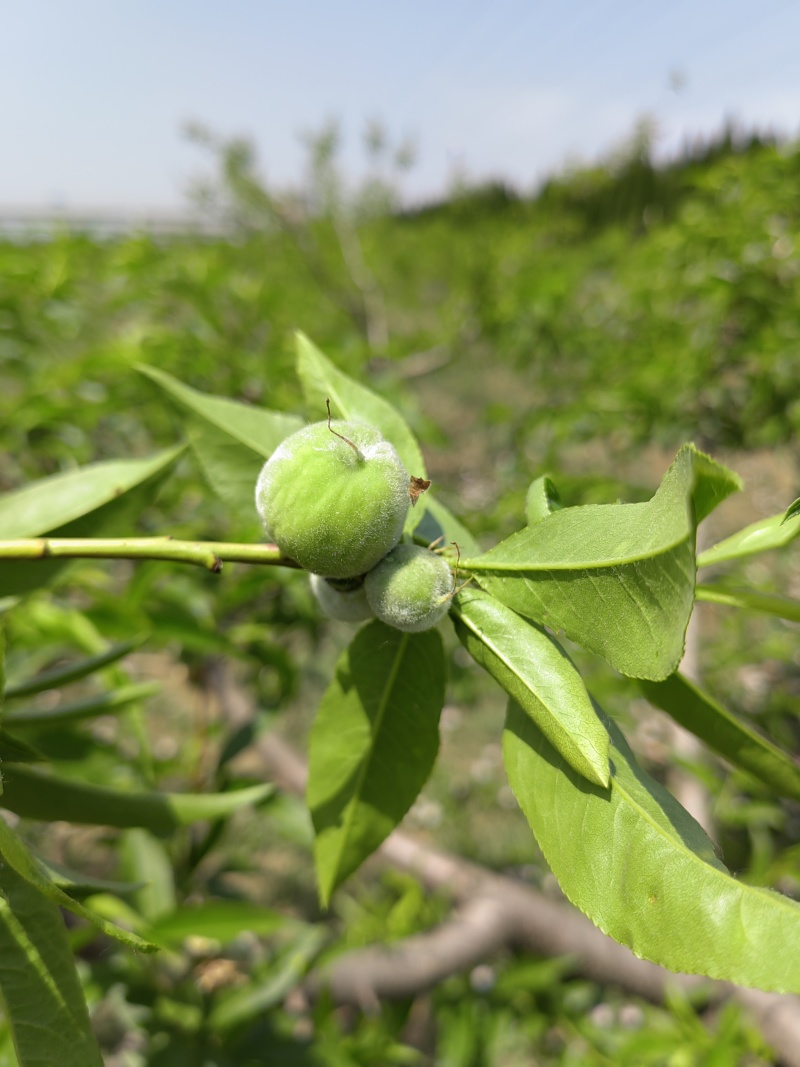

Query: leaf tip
left=586, top=758, right=611, bottom=790
left=316, top=874, right=334, bottom=912
left=780, top=496, right=800, bottom=526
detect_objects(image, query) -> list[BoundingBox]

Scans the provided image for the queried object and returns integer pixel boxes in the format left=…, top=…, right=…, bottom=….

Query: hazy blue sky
left=4, top=0, right=799, bottom=211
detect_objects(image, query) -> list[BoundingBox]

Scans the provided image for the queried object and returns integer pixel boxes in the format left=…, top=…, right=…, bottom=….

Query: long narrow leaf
left=0, top=767, right=272, bottom=834
left=121, top=830, right=176, bottom=923
left=137, top=364, right=303, bottom=458
left=35, top=856, right=144, bottom=896
left=307, top=620, right=445, bottom=905
left=697, top=511, right=800, bottom=568
left=188, top=419, right=268, bottom=511
left=0, top=446, right=184, bottom=596
left=0, top=863, right=104, bottom=1066
left=137, top=364, right=303, bottom=512
left=784, top=497, right=800, bottom=524
left=639, top=672, right=800, bottom=802
left=148, top=901, right=288, bottom=948
left=0, top=819, right=156, bottom=952
left=209, top=927, right=327, bottom=1031
left=504, top=699, right=800, bottom=992
left=4, top=638, right=144, bottom=700
left=451, top=587, right=609, bottom=786
left=0, top=446, right=184, bottom=540
left=5, top=682, right=159, bottom=729
left=0, top=730, right=45, bottom=763
left=695, top=584, right=800, bottom=623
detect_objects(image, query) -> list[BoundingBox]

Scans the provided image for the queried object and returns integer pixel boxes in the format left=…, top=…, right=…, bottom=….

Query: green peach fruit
left=364, top=544, right=454, bottom=633
left=256, top=420, right=410, bottom=579
left=310, top=573, right=374, bottom=622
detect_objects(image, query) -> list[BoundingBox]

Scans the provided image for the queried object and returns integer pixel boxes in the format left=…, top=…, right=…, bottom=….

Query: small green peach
left=256, top=420, right=410, bottom=579
left=364, top=544, right=454, bottom=633
left=310, top=573, right=374, bottom=622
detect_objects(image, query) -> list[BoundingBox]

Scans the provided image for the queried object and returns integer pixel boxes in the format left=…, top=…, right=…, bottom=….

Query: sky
left=3, top=0, right=800, bottom=213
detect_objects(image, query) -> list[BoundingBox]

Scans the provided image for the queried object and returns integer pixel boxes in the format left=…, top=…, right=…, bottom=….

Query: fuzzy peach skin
left=365, top=544, right=453, bottom=632
left=256, top=420, right=410, bottom=579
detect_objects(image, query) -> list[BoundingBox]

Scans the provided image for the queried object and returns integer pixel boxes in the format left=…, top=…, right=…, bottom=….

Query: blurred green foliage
left=3, top=124, right=799, bottom=496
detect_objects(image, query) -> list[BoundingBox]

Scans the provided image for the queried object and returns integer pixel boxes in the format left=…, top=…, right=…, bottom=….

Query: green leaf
left=0, top=729, right=45, bottom=763
left=503, top=699, right=800, bottom=992
left=525, top=474, right=563, bottom=525
left=79, top=894, right=147, bottom=938
left=639, top=672, right=800, bottom=803
left=782, top=496, right=800, bottom=525
left=3, top=637, right=144, bottom=700
left=187, top=419, right=267, bottom=511
left=451, top=588, right=609, bottom=787
left=5, top=682, right=159, bottom=730
left=148, top=901, right=288, bottom=947
left=0, top=446, right=184, bottom=540
left=0, top=446, right=184, bottom=597
left=137, top=363, right=303, bottom=511
left=16, top=726, right=94, bottom=764
left=463, top=444, right=740, bottom=680
left=688, top=448, right=743, bottom=524
left=697, top=511, right=800, bottom=568
left=137, top=364, right=303, bottom=459
left=120, top=830, right=176, bottom=923
left=295, top=332, right=428, bottom=534
left=0, top=622, right=5, bottom=713
left=35, top=856, right=144, bottom=896
left=0, top=863, right=104, bottom=1066
left=209, top=926, right=327, bottom=1031
left=307, top=620, right=445, bottom=906
left=0, top=818, right=156, bottom=953
left=695, top=583, right=800, bottom=622
left=0, top=767, right=272, bottom=834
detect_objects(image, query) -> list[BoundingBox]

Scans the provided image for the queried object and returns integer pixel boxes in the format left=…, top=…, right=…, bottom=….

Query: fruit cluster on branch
left=255, top=419, right=452, bottom=631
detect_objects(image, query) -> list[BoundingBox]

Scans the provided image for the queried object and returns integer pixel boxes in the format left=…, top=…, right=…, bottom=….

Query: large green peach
left=310, top=573, right=374, bottom=622
left=364, top=544, right=453, bottom=632
left=256, top=420, right=410, bottom=578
